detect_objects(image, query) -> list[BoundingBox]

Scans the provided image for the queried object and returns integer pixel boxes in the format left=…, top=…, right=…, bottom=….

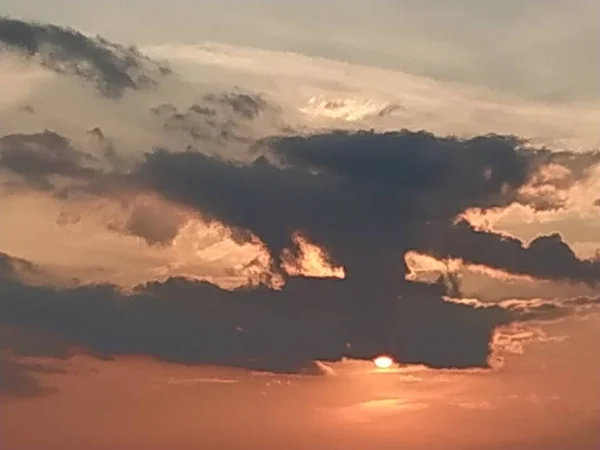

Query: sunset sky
left=1, top=2, right=599, bottom=449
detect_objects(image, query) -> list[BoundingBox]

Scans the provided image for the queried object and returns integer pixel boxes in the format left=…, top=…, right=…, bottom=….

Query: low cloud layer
left=2, top=255, right=595, bottom=382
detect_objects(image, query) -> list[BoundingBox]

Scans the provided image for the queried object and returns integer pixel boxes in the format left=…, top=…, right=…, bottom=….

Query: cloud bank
left=1, top=17, right=600, bottom=396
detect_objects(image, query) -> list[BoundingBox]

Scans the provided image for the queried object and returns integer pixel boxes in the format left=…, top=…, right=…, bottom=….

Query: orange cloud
left=281, top=232, right=345, bottom=279
left=404, top=250, right=535, bottom=285
left=487, top=323, right=567, bottom=370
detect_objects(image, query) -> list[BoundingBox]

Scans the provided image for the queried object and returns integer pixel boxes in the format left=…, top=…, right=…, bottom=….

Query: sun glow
left=374, top=355, right=394, bottom=369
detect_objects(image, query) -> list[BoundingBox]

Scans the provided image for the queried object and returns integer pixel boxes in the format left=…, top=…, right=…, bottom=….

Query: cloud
left=0, top=320, right=69, bottom=398
left=136, top=130, right=600, bottom=286
left=333, top=397, right=430, bottom=423
left=2, top=126, right=600, bottom=375
left=166, top=376, right=239, bottom=385
left=204, top=91, right=270, bottom=120
left=0, top=252, right=25, bottom=281
left=0, top=355, right=62, bottom=398
left=404, top=249, right=600, bottom=302
left=139, top=132, right=530, bottom=274
left=299, top=95, right=404, bottom=122
left=1, top=18, right=599, bottom=383
left=0, top=16, right=171, bottom=97
left=281, top=232, right=345, bottom=279
left=0, top=231, right=596, bottom=380
left=144, top=42, right=600, bottom=150
left=0, top=251, right=46, bottom=283
left=0, top=275, right=507, bottom=374
left=419, top=221, right=600, bottom=285
left=151, top=90, right=283, bottom=148
left=0, top=130, right=98, bottom=191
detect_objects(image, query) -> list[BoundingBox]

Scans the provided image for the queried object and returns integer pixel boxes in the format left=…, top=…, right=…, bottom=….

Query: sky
left=0, top=3, right=599, bottom=449
left=3, top=0, right=599, bottom=102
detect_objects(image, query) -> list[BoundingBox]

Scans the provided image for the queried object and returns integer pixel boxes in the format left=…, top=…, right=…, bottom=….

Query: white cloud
left=144, top=42, right=600, bottom=150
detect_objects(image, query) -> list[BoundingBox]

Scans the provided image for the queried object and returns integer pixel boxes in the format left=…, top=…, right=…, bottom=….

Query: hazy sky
left=0, top=5, right=599, bottom=450
left=3, top=0, right=599, bottom=102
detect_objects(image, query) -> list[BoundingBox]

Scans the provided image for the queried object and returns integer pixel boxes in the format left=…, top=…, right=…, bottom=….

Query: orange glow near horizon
left=374, top=355, right=394, bottom=369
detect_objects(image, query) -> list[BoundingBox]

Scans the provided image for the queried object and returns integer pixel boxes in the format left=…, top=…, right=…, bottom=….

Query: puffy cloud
left=0, top=130, right=98, bottom=191
left=137, top=130, right=600, bottom=286
left=2, top=126, right=600, bottom=375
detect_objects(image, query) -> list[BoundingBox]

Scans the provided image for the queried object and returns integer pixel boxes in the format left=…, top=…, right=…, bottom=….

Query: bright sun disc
left=374, top=355, right=394, bottom=369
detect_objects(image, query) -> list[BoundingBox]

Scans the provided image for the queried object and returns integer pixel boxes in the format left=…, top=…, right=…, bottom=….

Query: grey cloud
left=0, top=252, right=45, bottom=283
left=0, top=253, right=20, bottom=281
left=2, top=128, right=597, bottom=289
left=0, top=130, right=186, bottom=247
left=0, top=276, right=509, bottom=376
left=151, top=90, right=280, bottom=146
left=138, top=131, right=597, bottom=282
left=0, top=17, right=171, bottom=97
left=0, top=321, right=67, bottom=398
left=1, top=270, right=596, bottom=389
left=86, top=127, right=127, bottom=168
left=0, top=250, right=514, bottom=375
left=107, top=199, right=189, bottom=247
left=419, top=222, right=600, bottom=286
left=3, top=125, right=600, bottom=374
left=0, top=356, right=62, bottom=398
left=203, top=91, right=270, bottom=120
left=131, top=130, right=600, bottom=365
left=0, top=131, right=98, bottom=191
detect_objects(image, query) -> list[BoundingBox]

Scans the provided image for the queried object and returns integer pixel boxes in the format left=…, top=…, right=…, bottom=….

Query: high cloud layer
left=1, top=17, right=600, bottom=395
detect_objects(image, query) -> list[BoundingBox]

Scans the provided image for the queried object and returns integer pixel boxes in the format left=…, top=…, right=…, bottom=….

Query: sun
left=373, top=355, right=394, bottom=369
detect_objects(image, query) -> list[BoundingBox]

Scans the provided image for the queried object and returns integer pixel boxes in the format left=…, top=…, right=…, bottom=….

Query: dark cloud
left=0, top=131, right=98, bottom=191
left=151, top=90, right=279, bottom=145
left=21, top=104, right=35, bottom=114
left=0, top=276, right=516, bottom=377
left=85, top=127, right=133, bottom=171
left=0, top=15, right=598, bottom=401
left=0, top=253, right=19, bottom=281
left=203, top=91, right=270, bottom=120
left=0, top=270, right=594, bottom=387
left=129, top=130, right=600, bottom=367
left=137, top=130, right=596, bottom=283
left=2, top=126, right=599, bottom=375
left=107, top=198, right=189, bottom=247
left=0, top=318, right=67, bottom=398
left=0, top=17, right=171, bottom=97
left=418, top=221, right=600, bottom=285
left=0, top=356, right=62, bottom=398
left=0, top=252, right=44, bottom=283
left=0, top=130, right=185, bottom=247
